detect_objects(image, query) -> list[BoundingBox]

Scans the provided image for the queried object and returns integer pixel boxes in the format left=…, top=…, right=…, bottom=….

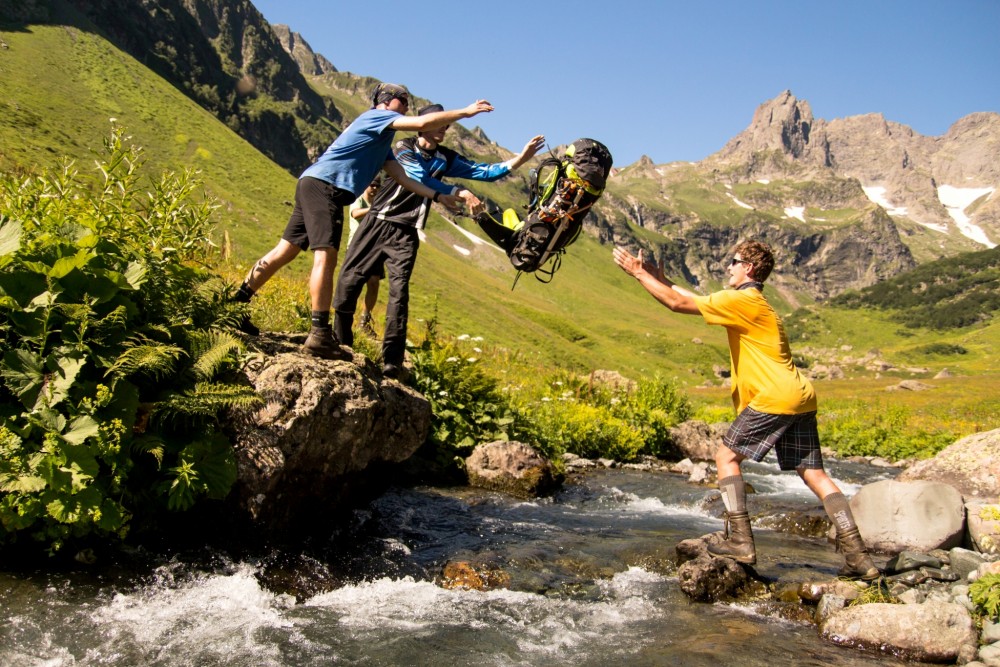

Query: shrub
left=407, top=320, right=539, bottom=472
left=970, top=574, right=1000, bottom=622
left=0, top=126, right=259, bottom=552
left=819, top=404, right=954, bottom=461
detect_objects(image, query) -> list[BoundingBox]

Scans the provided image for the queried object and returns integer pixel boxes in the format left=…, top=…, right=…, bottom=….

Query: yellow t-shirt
left=693, top=288, right=816, bottom=415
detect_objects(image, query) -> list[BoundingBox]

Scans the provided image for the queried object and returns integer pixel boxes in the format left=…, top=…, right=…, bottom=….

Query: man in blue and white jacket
left=333, top=103, right=544, bottom=377
left=234, top=85, right=493, bottom=360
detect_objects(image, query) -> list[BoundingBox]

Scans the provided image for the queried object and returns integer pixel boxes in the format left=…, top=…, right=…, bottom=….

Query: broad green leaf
left=0, top=474, right=47, bottom=493
left=46, top=355, right=86, bottom=407
left=63, top=415, right=100, bottom=446
left=1, top=349, right=45, bottom=409
left=48, top=250, right=93, bottom=279
left=0, top=270, right=48, bottom=308
left=0, top=218, right=21, bottom=256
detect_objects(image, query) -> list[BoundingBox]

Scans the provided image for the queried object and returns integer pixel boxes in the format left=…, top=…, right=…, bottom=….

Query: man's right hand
left=438, top=193, right=465, bottom=212
left=463, top=100, right=494, bottom=118
left=458, top=189, right=484, bottom=216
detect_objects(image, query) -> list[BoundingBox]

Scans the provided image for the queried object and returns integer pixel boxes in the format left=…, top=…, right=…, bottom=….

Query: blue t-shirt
left=300, top=109, right=400, bottom=197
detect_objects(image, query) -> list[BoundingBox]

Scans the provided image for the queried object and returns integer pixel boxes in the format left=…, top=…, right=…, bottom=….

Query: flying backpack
left=476, top=138, right=613, bottom=285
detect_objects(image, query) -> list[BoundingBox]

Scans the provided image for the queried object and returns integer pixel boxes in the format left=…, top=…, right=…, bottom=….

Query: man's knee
left=715, top=443, right=743, bottom=467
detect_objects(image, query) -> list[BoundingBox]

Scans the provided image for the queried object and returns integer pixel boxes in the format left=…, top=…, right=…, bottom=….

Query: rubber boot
left=836, top=527, right=879, bottom=581
left=707, top=510, right=756, bottom=565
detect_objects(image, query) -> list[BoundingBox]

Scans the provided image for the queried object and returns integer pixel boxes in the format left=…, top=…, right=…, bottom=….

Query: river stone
left=466, top=441, right=562, bottom=499
left=849, top=479, right=965, bottom=552
left=815, top=594, right=847, bottom=623
left=667, top=420, right=728, bottom=461
left=228, top=337, right=431, bottom=534
left=898, top=428, right=1000, bottom=498
left=950, top=547, right=988, bottom=579
left=884, top=550, right=943, bottom=573
left=983, top=620, right=1000, bottom=644
left=820, top=601, right=976, bottom=663
left=980, top=643, right=1000, bottom=666
left=440, top=561, right=511, bottom=591
left=967, top=502, right=1000, bottom=554
left=798, top=580, right=863, bottom=603
left=675, top=536, right=757, bottom=602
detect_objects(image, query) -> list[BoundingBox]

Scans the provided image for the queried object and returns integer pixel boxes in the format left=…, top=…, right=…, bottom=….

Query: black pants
left=333, top=214, right=418, bottom=368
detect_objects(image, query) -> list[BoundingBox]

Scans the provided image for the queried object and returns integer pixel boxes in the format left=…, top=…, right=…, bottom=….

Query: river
left=1, top=457, right=926, bottom=666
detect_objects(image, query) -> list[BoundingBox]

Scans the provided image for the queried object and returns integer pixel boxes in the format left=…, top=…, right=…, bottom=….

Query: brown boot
left=302, top=326, right=351, bottom=360
left=836, top=527, right=879, bottom=580
left=707, top=510, right=756, bottom=564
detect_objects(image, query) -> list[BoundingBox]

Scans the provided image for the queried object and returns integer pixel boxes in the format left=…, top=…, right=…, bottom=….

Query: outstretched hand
left=438, top=193, right=464, bottom=212
left=520, top=135, right=546, bottom=160
left=613, top=246, right=643, bottom=277
left=464, top=100, right=494, bottom=117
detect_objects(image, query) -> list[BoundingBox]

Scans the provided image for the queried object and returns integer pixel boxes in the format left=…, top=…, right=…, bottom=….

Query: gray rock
left=821, top=601, right=976, bottom=663
left=668, top=420, right=729, bottom=462
left=951, top=546, right=988, bottom=579
left=815, top=594, right=846, bottom=623
left=850, top=479, right=966, bottom=553
left=980, top=643, right=1000, bottom=666
left=466, top=441, right=562, bottom=499
left=984, top=620, right=1000, bottom=644
left=675, top=536, right=758, bottom=602
left=899, top=428, right=1000, bottom=499
left=885, top=550, right=943, bottom=573
left=229, top=341, right=431, bottom=535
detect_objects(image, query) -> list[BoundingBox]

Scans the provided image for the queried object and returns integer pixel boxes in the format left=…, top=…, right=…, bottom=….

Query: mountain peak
left=712, top=91, right=830, bottom=169
left=272, top=24, right=337, bottom=76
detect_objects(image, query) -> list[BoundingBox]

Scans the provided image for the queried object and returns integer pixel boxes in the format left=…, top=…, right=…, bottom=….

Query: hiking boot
left=302, top=326, right=351, bottom=361
left=358, top=313, right=379, bottom=340
left=382, top=363, right=409, bottom=381
left=707, top=510, right=756, bottom=565
left=836, top=527, right=880, bottom=581
left=237, top=313, right=260, bottom=336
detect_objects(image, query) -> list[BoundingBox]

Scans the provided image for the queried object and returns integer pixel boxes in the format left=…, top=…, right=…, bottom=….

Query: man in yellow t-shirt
left=613, top=240, right=878, bottom=580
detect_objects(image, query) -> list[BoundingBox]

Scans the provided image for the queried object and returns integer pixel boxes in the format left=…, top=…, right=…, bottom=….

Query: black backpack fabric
left=475, top=138, right=614, bottom=284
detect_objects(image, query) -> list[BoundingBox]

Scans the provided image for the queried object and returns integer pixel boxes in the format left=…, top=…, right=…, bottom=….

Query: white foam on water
left=307, top=569, right=670, bottom=659
left=596, top=486, right=714, bottom=519
left=88, top=563, right=297, bottom=666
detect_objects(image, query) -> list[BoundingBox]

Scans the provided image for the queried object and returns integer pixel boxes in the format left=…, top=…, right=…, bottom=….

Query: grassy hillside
left=2, top=10, right=997, bottom=431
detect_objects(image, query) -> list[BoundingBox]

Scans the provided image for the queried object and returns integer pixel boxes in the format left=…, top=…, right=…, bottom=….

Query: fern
left=106, top=342, right=185, bottom=381
left=970, top=574, right=1000, bottom=622
left=187, top=330, right=243, bottom=382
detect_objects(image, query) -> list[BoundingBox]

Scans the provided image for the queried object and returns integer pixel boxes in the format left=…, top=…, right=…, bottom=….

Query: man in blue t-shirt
left=332, top=103, right=544, bottom=378
left=233, top=83, right=494, bottom=359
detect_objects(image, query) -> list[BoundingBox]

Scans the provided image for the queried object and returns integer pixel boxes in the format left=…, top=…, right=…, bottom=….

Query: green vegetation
left=832, top=247, right=1000, bottom=329
left=0, top=128, right=257, bottom=552
left=970, top=574, right=1000, bottom=622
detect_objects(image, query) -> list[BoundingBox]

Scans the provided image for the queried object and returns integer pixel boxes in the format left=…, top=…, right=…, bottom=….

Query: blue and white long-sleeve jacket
left=369, top=137, right=515, bottom=229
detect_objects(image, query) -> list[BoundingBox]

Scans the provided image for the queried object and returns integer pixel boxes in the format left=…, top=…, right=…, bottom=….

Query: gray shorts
left=723, top=407, right=824, bottom=471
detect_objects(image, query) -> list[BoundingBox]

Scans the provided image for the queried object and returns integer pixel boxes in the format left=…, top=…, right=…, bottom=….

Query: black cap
left=370, top=83, right=410, bottom=108
left=418, top=103, right=444, bottom=116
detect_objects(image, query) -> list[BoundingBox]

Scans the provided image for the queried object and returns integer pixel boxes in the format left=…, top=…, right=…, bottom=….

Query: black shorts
left=282, top=177, right=355, bottom=251
left=723, top=407, right=824, bottom=471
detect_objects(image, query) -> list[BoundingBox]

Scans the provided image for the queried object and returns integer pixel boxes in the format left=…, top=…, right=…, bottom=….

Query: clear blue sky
left=250, top=0, right=999, bottom=167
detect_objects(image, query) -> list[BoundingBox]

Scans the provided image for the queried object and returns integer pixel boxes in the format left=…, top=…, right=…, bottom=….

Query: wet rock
left=899, top=428, right=1000, bottom=499
left=798, top=580, right=864, bottom=603
left=687, top=461, right=710, bottom=484
left=820, top=601, right=977, bottom=663
left=256, top=553, right=340, bottom=601
left=755, top=508, right=831, bottom=538
left=228, top=335, right=431, bottom=535
left=816, top=594, right=847, bottom=623
left=850, top=479, right=965, bottom=552
left=466, top=441, right=562, bottom=499
left=884, top=550, right=943, bottom=573
left=440, top=561, right=511, bottom=591
left=675, top=536, right=761, bottom=602
left=563, top=452, right=598, bottom=470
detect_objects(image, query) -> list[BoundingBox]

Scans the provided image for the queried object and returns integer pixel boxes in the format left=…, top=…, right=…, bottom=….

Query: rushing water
left=1, top=458, right=925, bottom=666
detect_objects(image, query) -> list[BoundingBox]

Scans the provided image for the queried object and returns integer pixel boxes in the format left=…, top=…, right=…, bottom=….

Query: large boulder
left=668, top=420, right=729, bottom=461
left=227, top=335, right=431, bottom=534
left=820, top=601, right=976, bottom=663
left=849, top=479, right=965, bottom=553
left=675, top=536, right=760, bottom=602
left=898, top=428, right=1000, bottom=498
left=465, top=441, right=562, bottom=499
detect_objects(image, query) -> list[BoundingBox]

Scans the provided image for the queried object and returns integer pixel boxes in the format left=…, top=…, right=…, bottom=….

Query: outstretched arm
left=390, top=100, right=494, bottom=132
left=383, top=160, right=464, bottom=211
left=613, top=246, right=700, bottom=314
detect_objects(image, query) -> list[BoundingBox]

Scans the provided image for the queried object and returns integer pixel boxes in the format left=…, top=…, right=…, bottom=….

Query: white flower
left=439, top=391, right=449, bottom=396
left=473, top=347, right=482, bottom=353
left=541, top=397, right=552, bottom=402
left=472, top=336, right=484, bottom=342
left=446, top=356, right=459, bottom=362
left=466, top=357, right=478, bottom=363
left=457, top=334, right=470, bottom=341
left=610, top=397, right=621, bottom=405
left=554, top=381, right=563, bottom=386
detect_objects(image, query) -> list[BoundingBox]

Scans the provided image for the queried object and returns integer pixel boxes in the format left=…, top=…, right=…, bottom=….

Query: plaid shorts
left=723, top=407, right=824, bottom=471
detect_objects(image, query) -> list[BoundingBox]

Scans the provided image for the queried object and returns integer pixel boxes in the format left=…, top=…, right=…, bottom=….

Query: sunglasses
left=729, top=257, right=750, bottom=266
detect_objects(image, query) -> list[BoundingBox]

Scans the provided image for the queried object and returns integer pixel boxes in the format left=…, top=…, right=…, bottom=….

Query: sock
left=718, top=475, right=747, bottom=513
left=822, top=492, right=857, bottom=534
left=234, top=282, right=255, bottom=303
left=311, top=310, right=330, bottom=328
